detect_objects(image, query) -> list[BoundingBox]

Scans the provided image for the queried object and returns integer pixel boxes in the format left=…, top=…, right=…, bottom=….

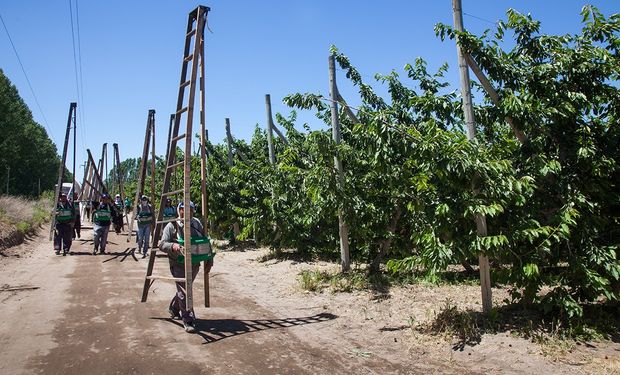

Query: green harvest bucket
left=176, top=236, right=215, bottom=264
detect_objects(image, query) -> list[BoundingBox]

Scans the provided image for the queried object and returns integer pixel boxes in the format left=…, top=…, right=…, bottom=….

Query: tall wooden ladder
left=112, top=143, right=130, bottom=229
left=49, top=102, right=77, bottom=240
left=127, top=110, right=156, bottom=242
left=141, top=5, right=211, bottom=310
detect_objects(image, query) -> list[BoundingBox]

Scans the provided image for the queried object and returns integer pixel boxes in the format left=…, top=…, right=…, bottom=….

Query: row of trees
left=113, top=7, right=619, bottom=321
left=0, top=70, right=61, bottom=197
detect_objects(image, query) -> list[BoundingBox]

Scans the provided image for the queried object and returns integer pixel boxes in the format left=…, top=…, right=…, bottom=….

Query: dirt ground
left=0, top=227, right=618, bottom=375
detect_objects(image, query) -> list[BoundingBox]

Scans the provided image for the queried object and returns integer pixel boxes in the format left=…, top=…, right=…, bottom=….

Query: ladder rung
left=180, top=80, right=191, bottom=88
left=167, top=160, right=184, bottom=170
left=176, top=107, right=189, bottom=115
left=184, top=55, right=194, bottom=62
left=162, top=189, right=183, bottom=197
left=186, top=29, right=196, bottom=38
left=171, top=133, right=186, bottom=142
left=156, top=218, right=178, bottom=225
left=146, top=276, right=186, bottom=282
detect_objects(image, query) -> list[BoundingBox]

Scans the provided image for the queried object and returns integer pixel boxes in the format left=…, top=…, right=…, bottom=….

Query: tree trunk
left=370, top=206, right=403, bottom=273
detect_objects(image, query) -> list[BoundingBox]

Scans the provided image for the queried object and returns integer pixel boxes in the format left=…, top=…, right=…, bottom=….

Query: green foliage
left=115, top=7, right=619, bottom=324
left=0, top=69, right=61, bottom=196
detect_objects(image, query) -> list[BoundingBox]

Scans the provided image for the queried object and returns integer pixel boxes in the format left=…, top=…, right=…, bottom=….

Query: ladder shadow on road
left=102, top=247, right=139, bottom=263
left=152, top=312, right=338, bottom=344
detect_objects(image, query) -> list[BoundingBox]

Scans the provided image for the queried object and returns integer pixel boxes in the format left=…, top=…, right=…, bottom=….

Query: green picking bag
left=176, top=236, right=215, bottom=264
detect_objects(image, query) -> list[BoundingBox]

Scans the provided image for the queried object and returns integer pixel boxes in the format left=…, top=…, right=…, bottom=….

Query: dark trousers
left=54, top=222, right=73, bottom=253
left=73, top=219, right=81, bottom=239
left=169, top=262, right=200, bottom=323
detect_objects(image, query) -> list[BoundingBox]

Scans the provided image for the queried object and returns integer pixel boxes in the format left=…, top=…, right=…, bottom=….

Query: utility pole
left=329, top=54, right=351, bottom=272
left=452, top=0, right=492, bottom=314
left=5, top=166, right=9, bottom=194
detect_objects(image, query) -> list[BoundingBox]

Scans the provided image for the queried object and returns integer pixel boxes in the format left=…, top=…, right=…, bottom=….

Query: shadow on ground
left=152, top=312, right=338, bottom=344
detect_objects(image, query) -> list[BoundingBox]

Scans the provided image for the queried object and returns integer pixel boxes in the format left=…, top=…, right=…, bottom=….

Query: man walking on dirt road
left=53, top=192, right=75, bottom=256
left=135, top=195, right=153, bottom=258
left=159, top=201, right=213, bottom=333
left=71, top=192, right=81, bottom=239
left=92, top=193, right=115, bottom=255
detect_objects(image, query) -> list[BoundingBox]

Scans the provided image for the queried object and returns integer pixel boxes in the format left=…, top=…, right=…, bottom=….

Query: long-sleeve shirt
left=55, top=201, right=75, bottom=224
left=159, top=217, right=209, bottom=265
left=93, top=203, right=116, bottom=226
left=136, top=204, right=153, bottom=226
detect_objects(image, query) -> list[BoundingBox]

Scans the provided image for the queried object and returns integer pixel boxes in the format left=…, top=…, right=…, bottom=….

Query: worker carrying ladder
left=141, top=5, right=213, bottom=332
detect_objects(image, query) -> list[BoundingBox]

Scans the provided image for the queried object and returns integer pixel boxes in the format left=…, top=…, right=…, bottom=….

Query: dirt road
left=3, top=228, right=617, bottom=375
left=0, top=228, right=453, bottom=375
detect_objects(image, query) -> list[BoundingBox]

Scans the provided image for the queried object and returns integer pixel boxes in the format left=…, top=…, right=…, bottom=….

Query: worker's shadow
left=153, top=312, right=338, bottom=344
left=102, top=247, right=139, bottom=263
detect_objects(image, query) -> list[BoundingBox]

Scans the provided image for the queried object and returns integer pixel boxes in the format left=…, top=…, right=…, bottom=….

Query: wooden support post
left=271, top=123, right=289, bottom=146
left=464, top=55, right=526, bottom=144
left=329, top=54, right=351, bottom=272
left=49, top=102, right=77, bottom=240
left=336, top=90, right=360, bottom=124
left=225, top=118, right=234, bottom=167
left=453, top=0, right=492, bottom=314
left=265, top=94, right=276, bottom=165
left=224, top=118, right=240, bottom=237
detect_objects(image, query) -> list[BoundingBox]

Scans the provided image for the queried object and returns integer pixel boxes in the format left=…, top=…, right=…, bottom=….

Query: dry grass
left=0, top=196, right=36, bottom=223
left=0, top=194, right=52, bottom=234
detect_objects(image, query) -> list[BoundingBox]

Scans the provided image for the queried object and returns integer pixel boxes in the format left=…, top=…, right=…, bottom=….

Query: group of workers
left=53, top=191, right=207, bottom=333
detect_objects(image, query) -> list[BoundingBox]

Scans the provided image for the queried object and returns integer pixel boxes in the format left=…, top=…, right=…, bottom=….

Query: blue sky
left=0, top=1, right=617, bottom=183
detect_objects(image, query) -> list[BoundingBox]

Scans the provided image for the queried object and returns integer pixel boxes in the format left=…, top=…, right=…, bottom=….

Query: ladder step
left=156, top=218, right=178, bottom=225
left=176, top=106, right=189, bottom=115
left=167, top=160, right=184, bottom=170
left=186, top=29, right=196, bottom=38
left=171, top=133, right=186, bottom=142
left=180, top=80, right=191, bottom=88
left=146, top=276, right=186, bottom=282
left=184, top=55, right=194, bottom=62
left=162, top=189, right=183, bottom=197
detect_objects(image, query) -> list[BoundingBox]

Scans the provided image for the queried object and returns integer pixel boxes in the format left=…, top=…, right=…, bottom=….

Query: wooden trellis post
left=225, top=118, right=241, bottom=238
left=452, top=0, right=492, bottom=314
left=265, top=94, right=276, bottom=165
left=329, top=54, right=351, bottom=272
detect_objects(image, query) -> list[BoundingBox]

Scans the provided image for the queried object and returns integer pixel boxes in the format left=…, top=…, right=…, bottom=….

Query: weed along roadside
left=0, top=195, right=52, bottom=251
left=1, top=2, right=619, bottom=374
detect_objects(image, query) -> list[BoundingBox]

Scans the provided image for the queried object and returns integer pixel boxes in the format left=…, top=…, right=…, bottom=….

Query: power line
left=0, top=12, right=52, bottom=136
left=463, top=12, right=498, bottom=26
left=75, top=0, right=87, bottom=135
left=68, top=0, right=87, bottom=157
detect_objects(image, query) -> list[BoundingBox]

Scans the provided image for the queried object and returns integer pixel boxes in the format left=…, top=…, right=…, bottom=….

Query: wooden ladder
left=112, top=143, right=130, bottom=230
left=126, top=110, right=156, bottom=243
left=49, top=102, right=77, bottom=240
left=141, top=5, right=211, bottom=309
